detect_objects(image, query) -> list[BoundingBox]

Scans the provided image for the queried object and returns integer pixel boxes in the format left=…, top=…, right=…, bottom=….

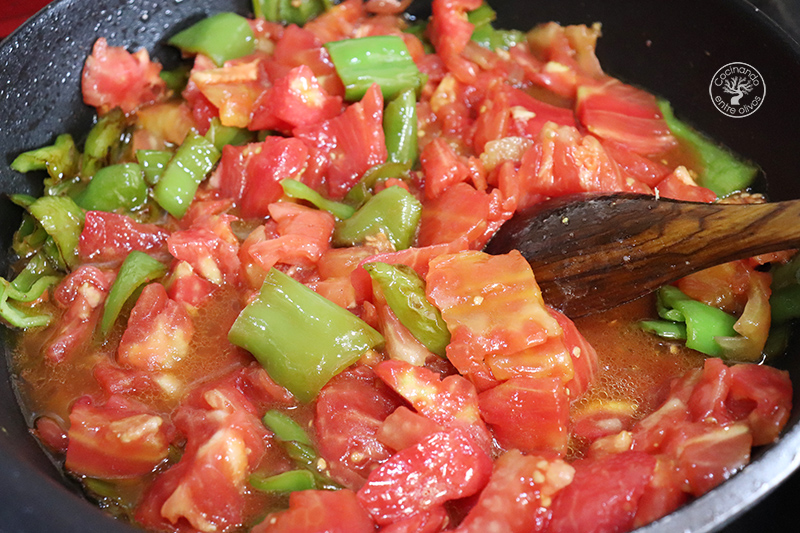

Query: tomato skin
left=82, top=37, right=166, bottom=114
left=417, top=182, right=494, bottom=248
left=295, top=83, right=387, bottom=199
left=455, top=450, right=575, bottom=533
left=548, top=451, right=656, bottom=533
left=478, top=377, right=570, bottom=456
left=315, top=366, right=403, bottom=489
left=726, top=363, right=792, bottom=446
left=65, top=395, right=174, bottom=479
left=357, top=428, right=492, bottom=525
left=78, top=211, right=170, bottom=265
left=420, top=137, right=471, bottom=200
left=253, top=489, right=375, bottom=533
left=377, top=506, right=448, bottom=533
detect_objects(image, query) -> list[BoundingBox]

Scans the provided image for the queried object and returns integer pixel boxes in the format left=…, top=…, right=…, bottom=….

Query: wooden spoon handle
left=486, top=194, right=800, bottom=316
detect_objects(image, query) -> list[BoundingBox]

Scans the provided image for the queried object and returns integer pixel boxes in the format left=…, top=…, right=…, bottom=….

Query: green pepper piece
left=101, top=251, right=167, bottom=336
left=11, top=253, right=59, bottom=294
left=384, top=89, right=418, bottom=167
left=205, top=117, right=256, bottom=151
left=82, top=108, right=127, bottom=177
left=0, top=278, right=52, bottom=329
left=639, top=319, right=688, bottom=341
left=11, top=133, right=81, bottom=196
left=364, top=262, right=450, bottom=357
left=229, top=268, right=384, bottom=403
left=159, top=64, right=192, bottom=94
left=280, top=180, right=355, bottom=220
left=136, top=150, right=173, bottom=186
left=344, top=162, right=411, bottom=208
left=249, top=470, right=316, bottom=494
left=262, top=409, right=313, bottom=445
left=471, top=25, right=525, bottom=50
left=168, top=13, right=255, bottom=67
left=253, top=0, right=327, bottom=26
left=334, top=186, right=422, bottom=250
left=658, top=100, right=758, bottom=196
left=657, top=286, right=738, bottom=357
left=27, top=196, right=85, bottom=270
left=153, top=131, right=221, bottom=219
left=769, top=285, right=800, bottom=324
left=76, top=163, right=148, bottom=213
left=325, top=36, right=424, bottom=101
left=763, top=323, right=791, bottom=360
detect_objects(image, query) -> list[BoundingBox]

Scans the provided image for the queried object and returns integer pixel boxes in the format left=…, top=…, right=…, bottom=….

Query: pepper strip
left=76, top=163, right=148, bottom=212
left=100, top=251, right=167, bottom=336
left=168, top=13, right=255, bottom=67
left=280, top=179, right=355, bottom=220
left=27, top=196, right=85, bottom=270
left=334, top=185, right=422, bottom=250
left=383, top=89, right=418, bottom=167
left=152, top=131, right=220, bottom=219
left=365, top=262, right=450, bottom=357
left=228, top=268, right=384, bottom=403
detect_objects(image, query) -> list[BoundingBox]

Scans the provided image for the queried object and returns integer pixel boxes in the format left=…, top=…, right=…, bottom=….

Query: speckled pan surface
left=1, top=1, right=799, bottom=532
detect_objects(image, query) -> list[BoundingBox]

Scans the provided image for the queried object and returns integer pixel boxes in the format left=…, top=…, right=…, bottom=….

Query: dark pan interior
left=1, top=1, right=800, bottom=532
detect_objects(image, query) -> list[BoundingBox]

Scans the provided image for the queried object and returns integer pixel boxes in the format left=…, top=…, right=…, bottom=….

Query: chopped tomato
left=252, top=489, right=375, bottom=533
left=82, top=37, right=166, bottom=114
left=165, top=261, right=217, bottom=309
left=304, top=0, right=364, bottom=43
left=376, top=405, right=444, bottom=452
left=65, top=395, right=174, bottom=479
left=294, top=83, right=387, bottom=199
left=135, top=101, right=196, bottom=147
left=576, top=80, right=677, bottom=156
left=417, top=182, right=495, bottom=248
left=45, top=266, right=114, bottom=363
left=357, top=428, right=492, bottom=525
left=375, top=359, right=492, bottom=452
left=455, top=450, right=575, bottom=533
left=548, top=451, right=657, bottom=533
left=420, top=137, right=472, bottom=200
left=314, top=366, right=403, bottom=489
left=374, top=297, right=435, bottom=366
left=250, top=64, right=342, bottom=132
left=268, top=24, right=344, bottom=97
left=247, top=202, right=335, bottom=272
left=726, top=363, right=792, bottom=446
left=377, top=506, right=448, bottom=533
left=478, top=377, right=570, bottom=456
left=654, top=166, right=717, bottom=202
left=168, top=227, right=241, bottom=286
left=506, top=85, right=577, bottom=138
left=429, top=0, right=483, bottom=84
left=632, top=457, right=687, bottom=529
left=425, top=250, right=564, bottom=390
left=136, top=376, right=270, bottom=533
left=117, top=283, right=195, bottom=371
left=190, top=58, right=269, bottom=128
left=601, top=139, right=672, bottom=187
left=78, top=211, right=170, bottom=265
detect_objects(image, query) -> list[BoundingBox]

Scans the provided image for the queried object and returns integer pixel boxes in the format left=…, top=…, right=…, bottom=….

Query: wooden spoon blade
left=485, top=193, right=800, bottom=317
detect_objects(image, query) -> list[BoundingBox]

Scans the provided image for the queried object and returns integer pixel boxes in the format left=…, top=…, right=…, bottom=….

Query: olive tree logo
left=710, top=62, right=765, bottom=118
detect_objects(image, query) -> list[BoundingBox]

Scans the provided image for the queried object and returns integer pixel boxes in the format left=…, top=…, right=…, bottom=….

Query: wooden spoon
left=484, top=193, right=800, bottom=317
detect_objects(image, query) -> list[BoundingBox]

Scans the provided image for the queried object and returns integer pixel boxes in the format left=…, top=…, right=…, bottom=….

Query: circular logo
left=709, top=62, right=765, bottom=118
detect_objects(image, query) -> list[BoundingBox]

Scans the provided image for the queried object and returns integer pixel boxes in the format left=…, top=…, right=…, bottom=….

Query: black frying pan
left=2, top=1, right=800, bottom=531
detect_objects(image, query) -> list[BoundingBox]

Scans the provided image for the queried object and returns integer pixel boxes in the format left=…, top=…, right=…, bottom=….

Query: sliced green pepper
left=27, top=196, right=85, bottom=270
left=280, top=180, right=355, bottom=220
left=639, top=319, right=687, bottom=341
left=262, top=409, right=313, bottom=446
left=101, top=251, right=167, bottom=336
left=168, top=13, right=255, bottom=67
left=249, top=470, right=316, bottom=494
left=344, top=162, right=411, bottom=208
left=384, top=89, right=418, bottom=167
left=136, top=150, right=173, bottom=186
left=364, top=262, right=450, bottom=357
left=334, top=185, right=422, bottom=250
left=228, top=268, right=384, bottom=403
left=0, top=278, right=52, bottom=329
left=467, top=2, right=525, bottom=50
left=76, top=163, right=148, bottom=213
left=253, top=0, right=328, bottom=26
left=159, top=64, right=191, bottom=94
left=82, top=108, right=127, bottom=178
left=325, top=35, right=424, bottom=101
left=205, top=117, right=255, bottom=151
left=11, top=133, right=81, bottom=196
left=153, top=131, right=221, bottom=219
left=658, top=100, right=758, bottom=196
left=656, top=285, right=738, bottom=357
